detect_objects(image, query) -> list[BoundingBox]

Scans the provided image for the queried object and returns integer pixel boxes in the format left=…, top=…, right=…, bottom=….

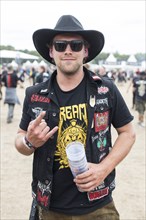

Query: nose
left=64, top=43, right=73, bottom=53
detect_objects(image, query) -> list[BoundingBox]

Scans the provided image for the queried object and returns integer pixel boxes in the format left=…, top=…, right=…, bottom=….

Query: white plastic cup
left=66, top=141, right=88, bottom=178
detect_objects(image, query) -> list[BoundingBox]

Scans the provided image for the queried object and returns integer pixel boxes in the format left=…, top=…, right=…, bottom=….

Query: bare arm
left=15, top=111, right=58, bottom=156
left=15, top=129, right=34, bottom=156
left=74, top=121, right=136, bottom=191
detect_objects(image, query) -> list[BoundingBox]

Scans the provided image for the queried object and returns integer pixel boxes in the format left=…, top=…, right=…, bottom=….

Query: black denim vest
left=25, top=69, right=115, bottom=210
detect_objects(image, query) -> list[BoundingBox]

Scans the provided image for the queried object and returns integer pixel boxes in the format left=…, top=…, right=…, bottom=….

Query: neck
left=56, top=68, right=84, bottom=92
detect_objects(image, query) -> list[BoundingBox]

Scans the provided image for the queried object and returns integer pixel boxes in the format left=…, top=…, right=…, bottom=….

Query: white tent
left=106, top=53, right=117, bottom=63
left=23, top=60, right=32, bottom=69
left=32, top=60, right=39, bottom=68
left=10, top=60, right=18, bottom=70
left=127, top=55, right=137, bottom=63
left=0, top=50, right=39, bottom=60
left=39, top=60, right=48, bottom=68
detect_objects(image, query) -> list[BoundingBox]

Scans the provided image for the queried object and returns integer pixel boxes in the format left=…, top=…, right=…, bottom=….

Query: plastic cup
left=66, top=141, right=88, bottom=178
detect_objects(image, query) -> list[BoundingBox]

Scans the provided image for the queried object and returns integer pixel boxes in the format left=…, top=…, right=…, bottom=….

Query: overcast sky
left=1, top=0, right=145, bottom=55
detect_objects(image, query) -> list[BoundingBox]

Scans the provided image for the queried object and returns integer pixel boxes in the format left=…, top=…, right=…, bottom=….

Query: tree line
left=0, top=45, right=145, bottom=63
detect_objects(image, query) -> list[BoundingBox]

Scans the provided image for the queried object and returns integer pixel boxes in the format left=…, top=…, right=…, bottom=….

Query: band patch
left=37, top=181, right=51, bottom=208
left=37, top=190, right=49, bottom=207
left=32, top=107, right=43, bottom=118
left=88, top=187, right=109, bottom=201
left=94, top=111, right=109, bottom=132
left=31, top=94, right=50, bottom=103
left=98, top=86, right=109, bottom=94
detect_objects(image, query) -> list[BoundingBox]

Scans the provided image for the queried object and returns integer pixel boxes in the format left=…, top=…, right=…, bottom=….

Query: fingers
left=76, top=182, right=94, bottom=192
left=39, top=120, right=48, bottom=131
left=74, top=174, right=98, bottom=192
left=36, top=126, right=58, bottom=145
left=27, top=110, right=58, bottom=147
left=45, top=126, right=58, bottom=139
left=32, top=111, right=46, bottom=128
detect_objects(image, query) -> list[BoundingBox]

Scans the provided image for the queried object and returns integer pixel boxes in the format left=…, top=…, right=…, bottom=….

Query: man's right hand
left=26, top=111, right=58, bottom=149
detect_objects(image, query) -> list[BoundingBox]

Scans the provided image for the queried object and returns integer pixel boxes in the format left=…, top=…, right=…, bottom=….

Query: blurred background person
left=29, top=67, right=38, bottom=85
left=1, top=64, right=21, bottom=123
left=0, top=67, right=3, bottom=100
left=98, top=65, right=107, bottom=77
left=35, top=65, right=51, bottom=84
left=134, top=70, right=146, bottom=127
left=117, top=69, right=127, bottom=85
left=127, top=70, right=140, bottom=109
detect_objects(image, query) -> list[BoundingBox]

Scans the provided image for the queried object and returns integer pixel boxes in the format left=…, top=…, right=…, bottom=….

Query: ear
left=49, top=48, right=53, bottom=58
left=84, top=48, right=88, bottom=58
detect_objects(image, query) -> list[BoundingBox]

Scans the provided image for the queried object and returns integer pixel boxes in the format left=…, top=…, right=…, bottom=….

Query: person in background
left=98, top=66, right=115, bottom=80
left=127, top=70, right=140, bottom=109
left=134, top=70, right=146, bottom=127
left=29, top=67, right=38, bottom=85
left=15, top=15, right=135, bottom=220
left=35, top=65, right=50, bottom=84
left=0, top=67, right=3, bottom=100
left=117, top=70, right=127, bottom=85
left=2, top=64, right=21, bottom=123
left=98, top=65, right=107, bottom=77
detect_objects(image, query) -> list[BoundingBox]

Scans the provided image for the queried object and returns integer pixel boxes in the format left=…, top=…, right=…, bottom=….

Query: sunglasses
left=53, top=40, right=86, bottom=52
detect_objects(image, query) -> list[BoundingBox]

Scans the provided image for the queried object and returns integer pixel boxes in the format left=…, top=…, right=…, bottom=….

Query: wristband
left=23, top=136, right=37, bottom=151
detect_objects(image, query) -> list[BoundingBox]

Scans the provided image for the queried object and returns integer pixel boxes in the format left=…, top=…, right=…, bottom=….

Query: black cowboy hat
left=33, top=15, right=105, bottom=64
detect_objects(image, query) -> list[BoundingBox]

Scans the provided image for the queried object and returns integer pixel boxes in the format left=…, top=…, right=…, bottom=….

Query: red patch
left=94, top=111, right=109, bottom=132
left=98, top=86, right=109, bottom=94
left=37, top=190, right=49, bottom=207
left=88, top=187, right=109, bottom=201
left=31, top=94, right=50, bottom=103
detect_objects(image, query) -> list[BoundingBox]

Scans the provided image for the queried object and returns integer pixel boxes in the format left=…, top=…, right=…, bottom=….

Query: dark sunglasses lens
left=70, top=41, right=84, bottom=51
left=54, top=42, right=67, bottom=52
left=54, top=40, right=84, bottom=52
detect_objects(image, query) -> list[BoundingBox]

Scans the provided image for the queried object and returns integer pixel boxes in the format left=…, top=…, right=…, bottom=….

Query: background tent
left=0, top=50, right=39, bottom=64
left=127, top=54, right=137, bottom=63
left=106, top=53, right=117, bottom=64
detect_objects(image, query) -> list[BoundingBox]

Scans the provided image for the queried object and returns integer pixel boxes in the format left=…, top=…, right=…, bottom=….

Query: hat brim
left=33, top=29, right=104, bottom=64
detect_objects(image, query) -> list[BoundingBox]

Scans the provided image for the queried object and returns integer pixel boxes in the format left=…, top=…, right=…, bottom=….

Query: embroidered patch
left=94, top=111, right=109, bottom=132
left=87, top=187, right=109, bottom=201
left=31, top=94, right=50, bottom=103
left=37, top=190, right=49, bottom=207
left=98, top=86, right=109, bottom=94
left=109, top=180, right=116, bottom=191
left=37, top=181, right=51, bottom=208
left=96, top=98, right=108, bottom=106
left=32, top=107, right=43, bottom=118
left=97, top=136, right=107, bottom=152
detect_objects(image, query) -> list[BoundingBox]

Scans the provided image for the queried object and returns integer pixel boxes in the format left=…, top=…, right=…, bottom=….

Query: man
left=15, top=15, right=136, bottom=220
left=134, top=70, right=146, bottom=127
left=2, top=64, right=21, bottom=123
left=35, top=65, right=51, bottom=84
left=98, top=65, right=107, bottom=77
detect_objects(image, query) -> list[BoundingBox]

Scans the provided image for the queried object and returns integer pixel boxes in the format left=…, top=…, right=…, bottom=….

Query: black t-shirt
left=50, top=76, right=94, bottom=214
left=50, top=76, right=113, bottom=215
left=2, top=71, right=19, bottom=88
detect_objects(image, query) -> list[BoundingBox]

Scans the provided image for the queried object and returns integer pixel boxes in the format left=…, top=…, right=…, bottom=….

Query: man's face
left=49, top=34, right=88, bottom=76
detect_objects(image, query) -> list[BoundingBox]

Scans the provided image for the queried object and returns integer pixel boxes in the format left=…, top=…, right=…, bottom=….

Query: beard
left=57, top=60, right=83, bottom=76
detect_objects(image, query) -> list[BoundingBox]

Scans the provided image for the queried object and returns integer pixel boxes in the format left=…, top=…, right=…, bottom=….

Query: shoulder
left=93, top=74, right=115, bottom=89
left=26, top=80, right=49, bottom=95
